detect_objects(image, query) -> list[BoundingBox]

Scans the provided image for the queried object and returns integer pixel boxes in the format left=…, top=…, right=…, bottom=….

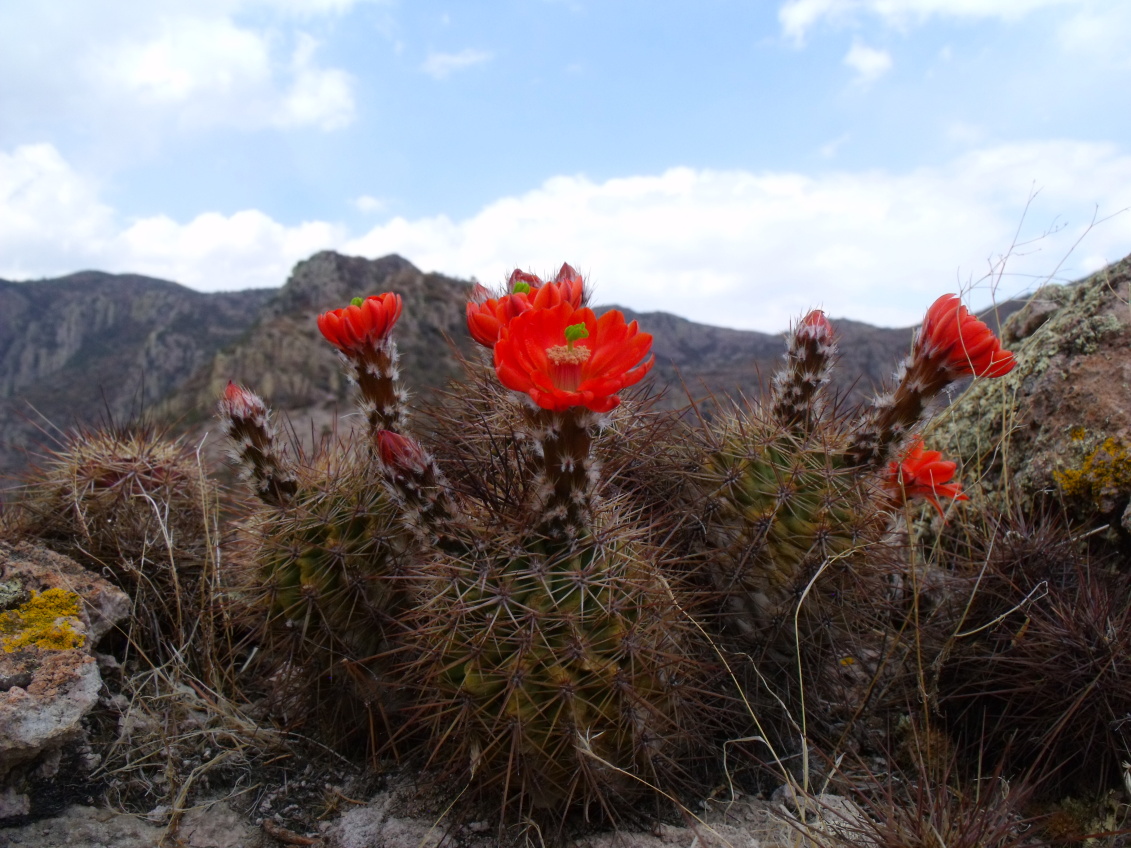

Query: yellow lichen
left=0, top=588, right=86, bottom=653
left=1053, top=436, right=1131, bottom=507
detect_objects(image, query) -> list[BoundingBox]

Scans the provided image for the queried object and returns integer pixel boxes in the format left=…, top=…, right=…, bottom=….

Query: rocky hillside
left=0, top=251, right=1019, bottom=478
left=0, top=272, right=273, bottom=475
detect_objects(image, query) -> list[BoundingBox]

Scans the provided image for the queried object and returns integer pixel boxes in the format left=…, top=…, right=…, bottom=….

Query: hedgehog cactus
left=700, top=296, right=1015, bottom=650
left=8, top=424, right=216, bottom=663
left=396, top=296, right=713, bottom=821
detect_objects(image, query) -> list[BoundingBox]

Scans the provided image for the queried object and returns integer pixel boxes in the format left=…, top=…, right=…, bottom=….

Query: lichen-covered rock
left=937, top=252, right=1131, bottom=550
left=0, top=542, right=131, bottom=644
left=0, top=541, right=130, bottom=811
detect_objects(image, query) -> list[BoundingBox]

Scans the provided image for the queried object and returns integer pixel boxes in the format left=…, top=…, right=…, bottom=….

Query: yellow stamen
left=546, top=345, right=592, bottom=366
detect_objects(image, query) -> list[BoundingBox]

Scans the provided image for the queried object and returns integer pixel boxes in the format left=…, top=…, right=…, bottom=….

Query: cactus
left=214, top=273, right=1020, bottom=828
left=403, top=511, right=707, bottom=822
left=230, top=441, right=409, bottom=749
left=220, top=295, right=414, bottom=750
left=698, top=298, right=1014, bottom=657
left=392, top=297, right=717, bottom=825
left=9, top=423, right=216, bottom=661
left=700, top=411, right=880, bottom=650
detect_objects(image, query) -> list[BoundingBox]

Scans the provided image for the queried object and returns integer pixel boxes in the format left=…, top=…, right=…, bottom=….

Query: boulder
left=0, top=541, right=131, bottom=816
left=937, top=252, right=1131, bottom=552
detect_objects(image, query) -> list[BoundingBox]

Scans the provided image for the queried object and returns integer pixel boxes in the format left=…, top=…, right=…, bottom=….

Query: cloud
left=116, top=211, right=345, bottom=289
left=421, top=49, right=493, bottom=80
left=343, top=142, right=1131, bottom=331
left=843, top=41, right=892, bottom=84
left=779, top=0, right=1082, bottom=42
left=0, top=144, right=115, bottom=278
left=0, top=142, right=343, bottom=289
left=354, top=195, right=386, bottom=213
left=0, top=1, right=363, bottom=141
left=3, top=141, right=1129, bottom=333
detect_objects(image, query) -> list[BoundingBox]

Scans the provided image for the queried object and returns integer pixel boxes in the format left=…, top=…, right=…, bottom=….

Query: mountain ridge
left=0, top=251, right=1020, bottom=479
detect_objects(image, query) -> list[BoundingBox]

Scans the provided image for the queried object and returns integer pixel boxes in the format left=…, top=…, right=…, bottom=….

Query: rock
left=0, top=541, right=132, bottom=643
left=0, top=541, right=130, bottom=817
left=938, top=252, right=1131, bottom=552
left=0, top=799, right=261, bottom=848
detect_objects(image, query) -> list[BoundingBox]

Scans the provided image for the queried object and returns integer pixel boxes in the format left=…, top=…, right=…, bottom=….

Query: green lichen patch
left=0, top=578, right=28, bottom=611
left=0, top=587, right=86, bottom=653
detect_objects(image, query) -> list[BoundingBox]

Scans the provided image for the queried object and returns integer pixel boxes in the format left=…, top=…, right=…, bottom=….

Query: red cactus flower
left=885, top=436, right=970, bottom=517
left=466, top=264, right=586, bottom=348
left=219, top=381, right=266, bottom=420
left=915, top=294, right=1015, bottom=378
left=467, top=289, right=533, bottom=347
left=494, top=302, right=653, bottom=413
left=317, top=292, right=403, bottom=354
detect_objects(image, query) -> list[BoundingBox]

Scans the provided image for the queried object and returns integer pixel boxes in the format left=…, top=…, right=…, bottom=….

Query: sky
left=2, top=0, right=1130, bottom=333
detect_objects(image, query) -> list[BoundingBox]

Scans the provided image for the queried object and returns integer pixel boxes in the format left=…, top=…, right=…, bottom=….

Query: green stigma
left=350, top=296, right=365, bottom=307
left=564, top=323, right=589, bottom=347
left=512, top=281, right=532, bottom=295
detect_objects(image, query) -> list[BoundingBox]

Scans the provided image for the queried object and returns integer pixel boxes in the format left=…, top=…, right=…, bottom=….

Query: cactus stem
left=219, top=382, right=297, bottom=506
left=524, top=408, right=600, bottom=543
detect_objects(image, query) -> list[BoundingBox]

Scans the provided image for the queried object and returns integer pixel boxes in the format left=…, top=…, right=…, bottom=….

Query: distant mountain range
left=0, top=251, right=1024, bottom=479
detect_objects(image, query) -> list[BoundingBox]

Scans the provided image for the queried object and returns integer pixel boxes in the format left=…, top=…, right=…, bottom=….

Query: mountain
left=0, top=251, right=1019, bottom=479
left=0, top=272, right=273, bottom=476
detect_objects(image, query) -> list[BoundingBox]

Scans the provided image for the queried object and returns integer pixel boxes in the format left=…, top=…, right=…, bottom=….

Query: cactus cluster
left=216, top=265, right=1020, bottom=830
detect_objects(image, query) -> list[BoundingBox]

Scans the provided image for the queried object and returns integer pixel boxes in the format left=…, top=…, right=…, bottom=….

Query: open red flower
left=466, top=264, right=586, bottom=347
left=885, top=436, right=969, bottom=517
left=915, top=294, right=1015, bottom=378
left=317, top=292, right=403, bottom=355
left=494, top=302, right=653, bottom=413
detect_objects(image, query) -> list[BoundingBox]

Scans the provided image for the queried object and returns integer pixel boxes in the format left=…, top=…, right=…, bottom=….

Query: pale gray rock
left=0, top=542, right=130, bottom=815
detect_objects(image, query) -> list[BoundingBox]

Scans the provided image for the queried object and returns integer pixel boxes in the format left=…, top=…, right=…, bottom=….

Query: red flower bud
left=466, top=265, right=586, bottom=348
left=219, top=381, right=266, bottom=420
left=376, top=430, right=428, bottom=477
left=797, top=309, right=834, bottom=343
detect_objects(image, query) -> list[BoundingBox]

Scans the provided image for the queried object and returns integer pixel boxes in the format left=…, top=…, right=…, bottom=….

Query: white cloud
left=344, top=142, right=1131, bottom=331
left=3, top=141, right=1129, bottom=333
left=421, top=49, right=493, bottom=80
left=843, top=41, right=892, bottom=84
left=0, top=144, right=115, bottom=278
left=276, top=33, right=356, bottom=130
left=0, top=142, right=343, bottom=289
left=0, top=2, right=363, bottom=139
left=116, top=211, right=345, bottom=289
left=354, top=195, right=386, bottom=213
left=779, top=0, right=1082, bottom=42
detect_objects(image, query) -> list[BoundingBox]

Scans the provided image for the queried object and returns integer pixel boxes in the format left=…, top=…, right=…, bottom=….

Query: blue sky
left=2, top=0, right=1130, bottom=332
